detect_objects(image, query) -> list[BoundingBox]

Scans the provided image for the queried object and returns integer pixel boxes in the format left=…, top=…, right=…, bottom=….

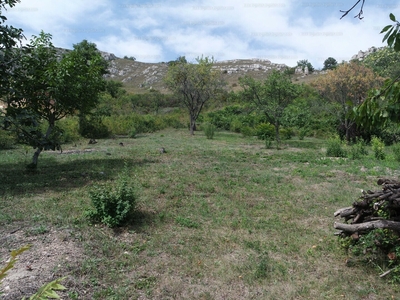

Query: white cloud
left=4, top=0, right=400, bottom=68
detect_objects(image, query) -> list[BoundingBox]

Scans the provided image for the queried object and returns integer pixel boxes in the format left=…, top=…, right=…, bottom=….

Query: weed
left=371, top=136, right=386, bottom=160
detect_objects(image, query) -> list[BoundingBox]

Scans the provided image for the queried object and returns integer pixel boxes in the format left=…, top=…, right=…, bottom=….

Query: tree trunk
left=30, top=122, right=54, bottom=168
left=275, top=122, right=280, bottom=146
left=189, top=115, right=196, bottom=135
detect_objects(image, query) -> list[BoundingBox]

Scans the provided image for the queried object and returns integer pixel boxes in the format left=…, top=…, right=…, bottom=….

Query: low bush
left=393, top=143, right=400, bottom=162
left=0, top=129, right=15, bottom=149
left=85, top=164, right=137, bottom=227
left=371, top=136, right=385, bottom=160
left=326, top=135, right=347, bottom=158
left=203, top=123, right=216, bottom=139
left=255, top=123, right=275, bottom=141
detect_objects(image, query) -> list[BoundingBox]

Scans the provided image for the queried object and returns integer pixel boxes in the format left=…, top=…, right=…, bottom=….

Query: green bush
left=255, top=123, right=275, bottom=140
left=371, top=136, right=385, bottom=160
left=57, top=117, right=81, bottom=143
left=326, top=135, right=347, bottom=158
left=203, top=123, right=216, bottom=139
left=298, top=128, right=307, bottom=140
left=0, top=129, right=15, bottom=149
left=393, top=143, right=400, bottom=162
left=230, top=118, right=242, bottom=133
left=280, top=128, right=294, bottom=140
left=79, top=115, right=110, bottom=139
left=241, top=126, right=255, bottom=137
left=349, top=138, right=368, bottom=160
left=85, top=164, right=137, bottom=227
left=128, top=126, right=137, bottom=138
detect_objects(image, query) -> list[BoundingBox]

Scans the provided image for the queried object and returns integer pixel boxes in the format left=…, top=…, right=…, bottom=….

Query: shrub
left=0, top=129, right=15, bottom=149
left=128, top=126, right=137, bottom=138
left=393, top=143, right=400, bottom=162
left=57, top=117, right=81, bottom=143
left=241, top=126, right=254, bottom=137
left=229, top=118, right=242, bottom=133
left=371, top=136, right=385, bottom=160
left=79, top=115, right=110, bottom=139
left=298, top=128, right=307, bottom=140
left=255, top=123, right=275, bottom=140
left=349, top=138, right=368, bottom=160
left=85, top=164, right=137, bottom=227
left=280, top=128, right=294, bottom=140
left=203, top=123, right=216, bottom=139
left=326, top=135, right=347, bottom=158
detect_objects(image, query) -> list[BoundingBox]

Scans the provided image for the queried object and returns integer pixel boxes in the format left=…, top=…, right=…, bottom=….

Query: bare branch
left=340, top=0, right=365, bottom=20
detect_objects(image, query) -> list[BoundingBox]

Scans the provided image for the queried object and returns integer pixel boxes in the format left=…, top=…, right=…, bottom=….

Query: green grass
left=1, top=130, right=400, bottom=299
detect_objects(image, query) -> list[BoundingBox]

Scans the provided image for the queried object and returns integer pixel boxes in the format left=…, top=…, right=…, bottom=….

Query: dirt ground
left=0, top=222, right=86, bottom=299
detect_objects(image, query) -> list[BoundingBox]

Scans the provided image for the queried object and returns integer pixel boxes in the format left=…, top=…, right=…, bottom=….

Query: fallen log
left=334, top=220, right=400, bottom=233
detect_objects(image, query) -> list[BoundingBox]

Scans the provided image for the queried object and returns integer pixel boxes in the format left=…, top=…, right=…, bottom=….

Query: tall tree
left=312, top=62, right=384, bottom=141
left=5, top=32, right=108, bottom=168
left=239, top=70, right=299, bottom=144
left=164, top=56, right=225, bottom=135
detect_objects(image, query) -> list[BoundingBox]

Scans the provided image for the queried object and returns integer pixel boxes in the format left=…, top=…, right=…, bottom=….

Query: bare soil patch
left=0, top=223, right=86, bottom=299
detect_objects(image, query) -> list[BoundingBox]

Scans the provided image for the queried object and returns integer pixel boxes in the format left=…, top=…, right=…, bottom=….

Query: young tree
left=322, top=57, right=338, bottom=71
left=312, top=62, right=384, bottom=141
left=5, top=32, right=108, bottom=168
left=164, top=56, right=225, bottom=135
left=239, top=70, right=299, bottom=144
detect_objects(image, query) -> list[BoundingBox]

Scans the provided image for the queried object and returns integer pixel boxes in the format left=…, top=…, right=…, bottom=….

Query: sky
left=4, top=0, right=400, bottom=69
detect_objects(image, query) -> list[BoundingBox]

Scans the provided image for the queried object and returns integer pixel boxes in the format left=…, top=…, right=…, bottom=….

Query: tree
left=312, top=62, right=384, bottom=141
left=322, top=57, right=338, bottom=71
left=5, top=32, right=108, bottom=168
left=0, top=0, right=24, bottom=100
left=296, top=59, right=314, bottom=73
left=164, top=56, right=225, bottom=135
left=239, top=70, right=299, bottom=144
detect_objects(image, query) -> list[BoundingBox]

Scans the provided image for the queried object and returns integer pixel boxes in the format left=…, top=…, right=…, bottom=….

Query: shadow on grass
left=0, top=156, right=159, bottom=197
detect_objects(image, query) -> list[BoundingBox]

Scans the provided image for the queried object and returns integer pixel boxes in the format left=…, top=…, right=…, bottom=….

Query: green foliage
left=57, top=117, right=80, bottom=143
left=0, top=129, right=15, bottom=149
left=322, top=57, right=338, bottom=71
left=326, top=135, right=347, bottom=157
left=128, top=126, right=137, bottom=138
left=85, top=163, right=137, bottom=227
left=361, top=47, right=400, bottom=79
left=0, top=245, right=30, bottom=282
left=175, top=216, right=199, bottom=228
left=381, top=13, right=400, bottom=52
left=164, top=55, right=226, bottom=135
left=1, top=245, right=66, bottom=299
left=371, top=136, right=386, bottom=160
left=240, top=126, right=255, bottom=137
left=296, top=59, right=314, bottom=73
left=203, top=122, right=216, bottom=139
left=349, top=138, right=368, bottom=160
left=392, top=143, right=400, bottom=161
left=23, top=277, right=66, bottom=300
left=5, top=32, right=107, bottom=167
left=255, top=123, right=275, bottom=141
left=79, top=115, right=110, bottom=139
left=280, top=128, right=293, bottom=140
left=240, top=71, right=300, bottom=144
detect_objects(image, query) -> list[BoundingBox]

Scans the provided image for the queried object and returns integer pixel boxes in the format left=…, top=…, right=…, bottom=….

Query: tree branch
left=340, top=0, right=365, bottom=20
left=334, top=220, right=400, bottom=233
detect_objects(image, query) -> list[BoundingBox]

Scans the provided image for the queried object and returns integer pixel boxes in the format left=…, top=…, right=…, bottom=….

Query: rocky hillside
left=100, top=47, right=382, bottom=94
left=102, top=54, right=322, bottom=93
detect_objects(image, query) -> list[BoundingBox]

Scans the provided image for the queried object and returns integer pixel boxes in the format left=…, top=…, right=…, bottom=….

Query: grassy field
left=1, top=129, right=400, bottom=299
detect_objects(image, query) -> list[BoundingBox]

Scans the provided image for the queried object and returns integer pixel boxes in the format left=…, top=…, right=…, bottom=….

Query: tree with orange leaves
left=311, top=62, right=384, bottom=141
